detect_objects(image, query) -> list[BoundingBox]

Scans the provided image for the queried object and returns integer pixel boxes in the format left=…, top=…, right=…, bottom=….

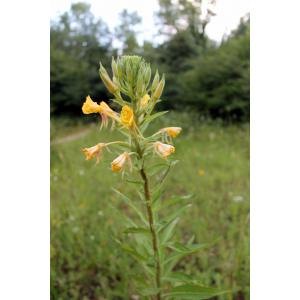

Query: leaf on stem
left=121, top=244, right=148, bottom=261
left=164, top=285, right=229, bottom=299
left=163, top=242, right=210, bottom=275
left=159, top=218, right=179, bottom=245
left=140, top=111, right=169, bottom=132
left=153, top=194, right=193, bottom=212
left=162, top=272, right=193, bottom=284
left=138, top=287, right=161, bottom=296
left=112, top=188, right=148, bottom=226
left=124, top=227, right=150, bottom=235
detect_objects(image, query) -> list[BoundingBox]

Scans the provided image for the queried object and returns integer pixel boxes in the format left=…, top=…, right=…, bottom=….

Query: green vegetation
left=51, top=2, right=250, bottom=121
left=51, top=113, right=249, bottom=300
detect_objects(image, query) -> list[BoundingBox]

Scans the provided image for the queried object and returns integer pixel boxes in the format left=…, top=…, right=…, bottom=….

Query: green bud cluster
left=100, top=56, right=165, bottom=105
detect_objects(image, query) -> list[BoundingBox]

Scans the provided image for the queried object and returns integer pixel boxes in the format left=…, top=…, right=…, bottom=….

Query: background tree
left=50, top=1, right=250, bottom=121
left=156, top=0, right=217, bottom=45
left=181, top=17, right=250, bottom=121
left=115, top=9, right=142, bottom=54
left=50, top=2, right=111, bottom=115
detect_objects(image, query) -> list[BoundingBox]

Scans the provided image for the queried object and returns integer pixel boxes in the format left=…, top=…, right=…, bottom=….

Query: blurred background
left=50, top=1, right=249, bottom=299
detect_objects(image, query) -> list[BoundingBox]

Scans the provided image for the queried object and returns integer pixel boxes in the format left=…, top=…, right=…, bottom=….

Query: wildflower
left=82, top=95, right=101, bottom=114
left=154, top=142, right=175, bottom=158
left=198, top=169, right=205, bottom=176
left=160, top=127, right=182, bottom=138
left=140, top=94, right=150, bottom=109
left=120, top=105, right=134, bottom=127
left=82, top=143, right=106, bottom=163
left=98, top=101, right=120, bottom=128
left=111, top=152, right=131, bottom=172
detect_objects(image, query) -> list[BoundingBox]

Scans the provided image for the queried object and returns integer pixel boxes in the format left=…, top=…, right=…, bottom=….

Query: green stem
left=134, top=137, right=161, bottom=300
left=140, top=167, right=161, bottom=300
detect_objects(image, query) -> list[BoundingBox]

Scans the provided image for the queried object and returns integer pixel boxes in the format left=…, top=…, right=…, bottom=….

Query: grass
left=51, top=112, right=249, bottom=300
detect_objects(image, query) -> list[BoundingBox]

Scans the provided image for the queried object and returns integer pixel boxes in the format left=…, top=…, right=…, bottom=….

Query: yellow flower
left=82, top=96, right=101, bottom=114
left=120, top=105, right=134, bottom=127
left=154, top=142, right=175, bottom=158
left=161, top=127, right=182, bottom=138
left=82, top=143, right=106, bottom=163
left=198, top=169, right=205, bottom=176
left=98, top=101, right=120, bottom=128
left=111, top=152, right=131, bottom=172
left=139, top=94, right=150, bottom=109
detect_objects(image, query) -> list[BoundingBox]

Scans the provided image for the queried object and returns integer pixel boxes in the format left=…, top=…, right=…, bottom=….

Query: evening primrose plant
left=81, top=56, right=226, bottom=299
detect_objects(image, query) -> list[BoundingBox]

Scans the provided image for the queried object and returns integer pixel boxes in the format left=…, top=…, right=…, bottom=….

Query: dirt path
left=51, top=128, right=92, bottom=145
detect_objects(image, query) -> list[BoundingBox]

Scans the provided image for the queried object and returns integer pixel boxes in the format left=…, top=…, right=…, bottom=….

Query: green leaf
left=125, top=178, right=144, bottom=185
left=112, top=98, right=129, bottom=107
left=121, top=244, right=147, bottom=261
left=147, top=162, right=169, bottom=177
left=112, top=188, right=148, bottom=226
left=141, top=111, right=168, bottom=131
left=159, top=218, right=179, bottom=245
left=163, top=243, right=210, bottom=274
left=168, top=242, right=208, bottom=253
left=138, top=287, right=161, bottom=296
left=108, top=204, right=137, bottom=227
left=153, top=194, right=193, bottom=212
left=164, top=285, right=228, bottom=299
left=124, top=227, right=150, bottom=235
left=162, top=272, right=193, bottom=283
left=163, top=204, right=192, bottom=225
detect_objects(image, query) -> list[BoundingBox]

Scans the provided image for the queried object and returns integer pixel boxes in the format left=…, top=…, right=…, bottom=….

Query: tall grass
left=51, top=112, right=249, bottom=300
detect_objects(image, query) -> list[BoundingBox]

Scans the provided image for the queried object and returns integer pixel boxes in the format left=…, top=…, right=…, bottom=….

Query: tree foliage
left=50, top=2, right=250, bottom=121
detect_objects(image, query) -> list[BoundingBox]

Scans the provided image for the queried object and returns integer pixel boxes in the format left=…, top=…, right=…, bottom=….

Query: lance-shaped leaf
left=162, top=203, right=192, bottom=225
left=124, top=227, right=150, bottom=235
left=162, top=272, right=194, bottom=284
left=138, top=287, right=161, bottom=297
left=164, top=285, right=229, bottom=299
left=146, top=162, right=170, bottom=177
left=121, top=244, right=148, bottom=262
left=112, top=188, right=148, bottom=226
left=163, top=242, right=210, bottom=274
left=108, top=204, right=137, bottom=227
left=153, top=194, right=193, bottom=212
left=140, top=111, right=168, bottom=132
left=125, top=178, right=144, bottom=186
left=159, top=218, right=179, bottom=245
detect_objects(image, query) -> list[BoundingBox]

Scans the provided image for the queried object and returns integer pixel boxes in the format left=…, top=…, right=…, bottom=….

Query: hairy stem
left=140, top=167, right=161, bottom=300
left=133, top=116, right=161, bottom=299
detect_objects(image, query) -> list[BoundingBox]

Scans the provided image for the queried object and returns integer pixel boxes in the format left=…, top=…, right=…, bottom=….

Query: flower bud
left=82, top=143, right=106, bottom=163
left=99, top=63, right=118, bottom=94
left=111, top=152, right=131, bottom=172
left=140, top=94, right=150, bottom=109
left=144, top=65, right=151, bottom=88
left=154, top=142, right=175, bottom=158
left=161, top=127, right=182, bottom=138
left=153, top=75, right=165, bottom=101
left=111, top=57, right=118, bottom=78
left=151, top=70, right=159, bottom=93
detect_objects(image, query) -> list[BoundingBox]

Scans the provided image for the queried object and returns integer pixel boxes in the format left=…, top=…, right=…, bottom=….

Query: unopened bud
left=153, top=75, right=165, bottom=101
left=99, top=63, right=118, bottom=94
left=151, top=70, right=160, bottom=94
left=144, top=66, right=151, bottom=88
left=111, top=57, right=118, bottom=78
left=136, top=69, right=145, bottom=96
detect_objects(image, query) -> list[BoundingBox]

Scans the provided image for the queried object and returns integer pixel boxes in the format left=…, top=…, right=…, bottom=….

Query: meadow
left=51, top=112, right=249, bottom=300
